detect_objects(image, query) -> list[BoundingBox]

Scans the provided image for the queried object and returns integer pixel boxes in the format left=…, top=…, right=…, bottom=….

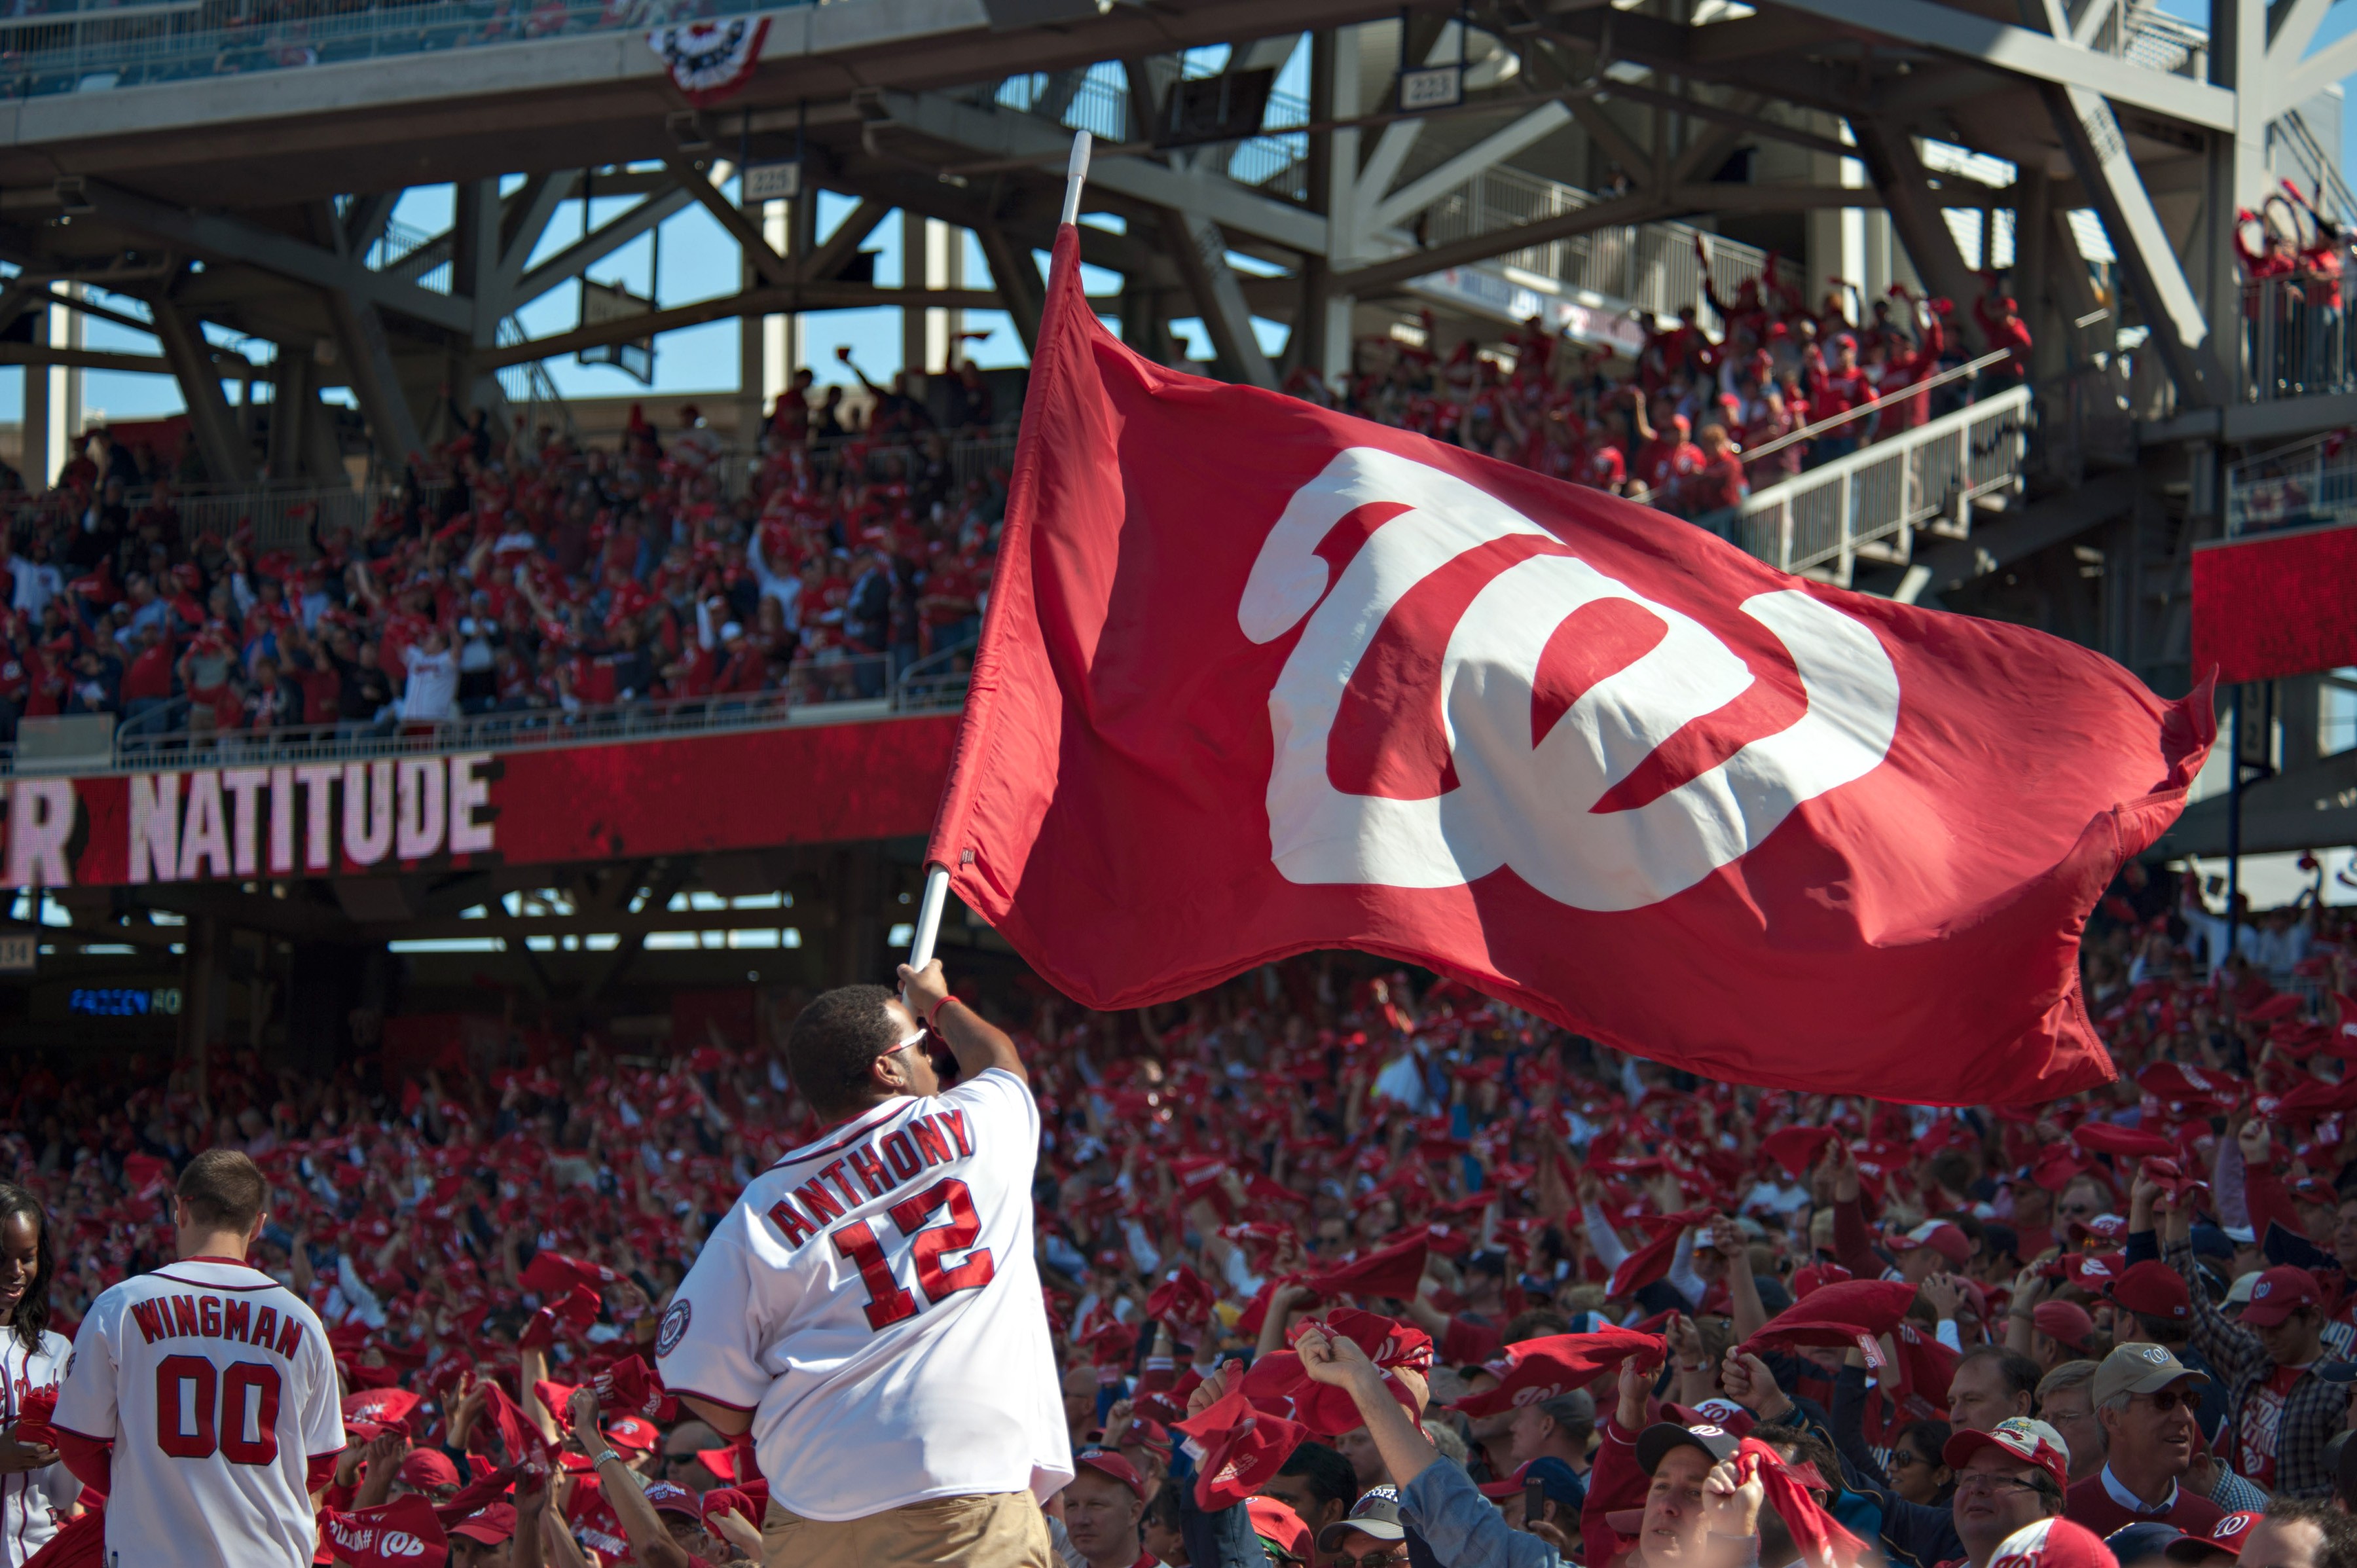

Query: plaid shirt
left=2166, top=1236, right=2345, bottom=1499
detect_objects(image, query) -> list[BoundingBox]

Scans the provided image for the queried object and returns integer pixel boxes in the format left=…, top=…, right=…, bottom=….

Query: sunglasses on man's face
left=2131, top=1389, right=2199, bottom=1413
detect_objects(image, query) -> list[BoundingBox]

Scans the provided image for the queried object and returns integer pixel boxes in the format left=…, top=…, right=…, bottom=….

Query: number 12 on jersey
left=830, top=1178, right=995, bottom=1330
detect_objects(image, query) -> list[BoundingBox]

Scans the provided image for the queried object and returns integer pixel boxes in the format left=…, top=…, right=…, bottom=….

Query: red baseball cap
left=1247, top=1495, right=1313, bottom=1563
left=602, top=1415, right=659, bottom=1453
left=1944, top=1417, right=2070, bottom=1491
left=2240, top=1266, right=2324, bottom=1328
left=1791, top=1263, right=1853, bottom=1299
left=398, top=1449, right=462, bottom=1490
left=1072, top=1446, right=1146, bottom=1499
left=2031, top=1302, right=2096, bottom=1352
left=449, top=1504, right=517, bottom=1545
left=1888, top=1222, right=1971, bottom=1266
left=1988, top=1517, right=2111, bottom=1568
left=642, top=1480, right=703, bottom=1520
left=2173, top=1512, right=2265, bottom=1557
left=2108, top=1260, right=2192, bottom=1322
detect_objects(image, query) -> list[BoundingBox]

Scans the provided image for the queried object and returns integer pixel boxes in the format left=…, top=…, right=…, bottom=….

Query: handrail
left=891, top=636, right=979, bottom=712
left=1738, top=349, right=2017, bottom=464
left=3, top=656, right=907, bottom=777
left=1734, top=384, right=2034, bottom=583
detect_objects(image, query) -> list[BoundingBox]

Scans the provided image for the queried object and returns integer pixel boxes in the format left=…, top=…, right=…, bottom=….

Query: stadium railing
left=0, top=653, right=912, bottom=778
left=2224, top=429, right=2357, bottom=537
left=2237, top=264, right=2357, bottom=405
left=0, top=0, right=790, bottom=98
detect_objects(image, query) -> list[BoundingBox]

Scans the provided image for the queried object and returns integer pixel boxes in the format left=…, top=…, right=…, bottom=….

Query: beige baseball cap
left=2091, top=1342, right=2210, bottom=1408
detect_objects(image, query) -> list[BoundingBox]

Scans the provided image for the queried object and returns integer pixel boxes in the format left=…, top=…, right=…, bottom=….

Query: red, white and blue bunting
left=648, top=16, right=770, bottom=106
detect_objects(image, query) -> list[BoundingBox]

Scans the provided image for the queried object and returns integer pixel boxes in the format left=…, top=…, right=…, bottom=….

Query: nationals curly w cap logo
left=1239, top=447, right=1899, bottom=911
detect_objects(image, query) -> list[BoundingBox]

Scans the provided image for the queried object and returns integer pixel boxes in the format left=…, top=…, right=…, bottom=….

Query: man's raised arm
left=899, top=960, right=1027, bottom=1084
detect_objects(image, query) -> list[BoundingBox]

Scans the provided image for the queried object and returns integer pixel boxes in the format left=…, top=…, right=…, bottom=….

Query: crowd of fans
left=0, top=380, right=1010, bottom=746
left=1, top=856, right=2354, bottom=1568
left=1293, top=245, right=2031, bottom=536
left=0, top=249, right=2036, bottom=751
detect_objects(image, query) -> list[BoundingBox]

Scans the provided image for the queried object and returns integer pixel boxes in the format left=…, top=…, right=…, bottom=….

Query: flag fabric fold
left=925, top=223, right=2213, bottom=1106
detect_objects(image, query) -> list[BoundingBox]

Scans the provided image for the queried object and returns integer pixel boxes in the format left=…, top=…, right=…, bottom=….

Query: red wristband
left=928, top=993, right=955, bottom=1030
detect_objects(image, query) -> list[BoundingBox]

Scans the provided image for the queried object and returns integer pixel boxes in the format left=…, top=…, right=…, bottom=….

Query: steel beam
left=150, top=292, right=255, bottom=485
left=512, top=185, right=695, bottom=307
left=77, top=178, right=475, bottom=335
left=1760, top=0, right=2237, bottom=131
left=1163, top=208, right=1278, bottom=388
left=1847, top=119, right=1983, bottom=312
left=325, top=290, right=426, bottom=464
left=1592, top=81, right=1854, bottom=162
left=796, top=196, right=895, bottom=285
left=500, top=173, right=571, bottom=275
left=1352, top=20, right=1467, bottom=237
left=1332, top=188, right=1667, bottom=295
left=878, top=88, right=1329, bottom=255
left=2043, top=81, right=2226, bottom=405
left=973, top=224, right=1045, bottom=353
left=666, top=156, right=797, bottom=290
left=1566, top=97, right=1657, bottom=187
left=1367, top=103, right=1573, bottom=234
left=2269, top=31, right=2357, bottom=120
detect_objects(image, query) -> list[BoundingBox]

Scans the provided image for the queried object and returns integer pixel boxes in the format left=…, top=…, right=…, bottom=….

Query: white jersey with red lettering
left=657, top=1068, right=1070, bottom=1521
left=52, top=1256, right=343, bottom=1568
left=0, top=1328, right=76, bottom=1566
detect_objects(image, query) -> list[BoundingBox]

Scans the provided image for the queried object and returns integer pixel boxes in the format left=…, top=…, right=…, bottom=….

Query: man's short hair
left=784, top=984, right=902, bottom=1118
left=1275, top=1442, right=1357, bottom=1516
left=1749, top=1423, right=1840, bottom=1497
left=1537, top=1390, right=1596, bottom=1447
left=1503, top=1308, right=1573, bottom=1343
left=2261, top=1498, right=2357, bottom=1568
left=177, top=1149, right=265, bottom=1233
left=1959, top=1345, right=2043, bottom=1402
left=2036, top=1360, right=2098, bottom=1406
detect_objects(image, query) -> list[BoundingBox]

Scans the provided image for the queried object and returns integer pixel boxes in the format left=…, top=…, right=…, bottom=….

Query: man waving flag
left=923, top=139, right=2209, bottom=1106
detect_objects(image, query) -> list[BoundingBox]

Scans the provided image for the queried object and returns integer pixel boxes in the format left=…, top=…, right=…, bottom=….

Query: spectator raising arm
left=1294, top=1323, right=1569, bottom=1568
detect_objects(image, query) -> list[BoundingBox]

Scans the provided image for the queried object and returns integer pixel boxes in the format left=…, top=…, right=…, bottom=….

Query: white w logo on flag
left=1238, top=447, right=1902, bottom=911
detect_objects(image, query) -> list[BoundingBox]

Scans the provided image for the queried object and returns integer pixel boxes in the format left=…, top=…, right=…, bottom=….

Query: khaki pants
left=763, top=1490, right=1052, bottom=1568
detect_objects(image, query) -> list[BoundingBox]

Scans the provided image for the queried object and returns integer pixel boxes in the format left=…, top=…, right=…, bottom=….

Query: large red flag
left=925, top=223, right=2210, bottom=1106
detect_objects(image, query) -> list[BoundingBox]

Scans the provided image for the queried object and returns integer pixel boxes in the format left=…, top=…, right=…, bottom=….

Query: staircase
left=1732, top=386, right=2034, bottom=586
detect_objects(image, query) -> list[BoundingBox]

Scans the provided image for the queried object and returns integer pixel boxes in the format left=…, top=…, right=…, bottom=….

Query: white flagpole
left=1059, top=130, right=1093, bottom=227
left=907, top=863, right=953, bottom=975
left=909, top=130, right=1087, bottom=988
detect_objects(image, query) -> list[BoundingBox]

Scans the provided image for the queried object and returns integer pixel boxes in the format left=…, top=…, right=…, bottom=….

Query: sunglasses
left=2132, top=1389, right=2199, bottom=1413
left=1336, top=1554, right=1409, bottom=1568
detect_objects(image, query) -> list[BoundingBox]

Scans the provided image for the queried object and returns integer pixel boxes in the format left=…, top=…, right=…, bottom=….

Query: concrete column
left=24, top=292, right=81, bottom=491
left=22, top=317, right=48, bottom=494
left=926, top=219, right=959, bottom=378
left=760, top=199, right=795, bottom=412
left=180, top=914, right=221, bottom=1103
left=1321, top=27, right=1360, bottom=387
left=737, top=187, right=767, bottom=464
left=1806, top=118, right=1867, bottom=323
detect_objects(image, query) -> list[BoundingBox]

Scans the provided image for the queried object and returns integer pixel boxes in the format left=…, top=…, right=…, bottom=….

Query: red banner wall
left=2193, top=522, right=2357, bottom=683
left=0, top=714, right=957, bottom=889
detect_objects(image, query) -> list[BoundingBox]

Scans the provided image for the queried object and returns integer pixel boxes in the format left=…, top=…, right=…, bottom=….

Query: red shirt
left=2236, top=1362, right=2307, bottom=1488
left=1686, top=450, right=1747, bottom=513
left=122, top=642, right=174, bottom=701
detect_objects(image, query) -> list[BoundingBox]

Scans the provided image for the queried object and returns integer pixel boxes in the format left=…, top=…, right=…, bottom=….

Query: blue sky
left=17, top=7, right=2357, bottom=427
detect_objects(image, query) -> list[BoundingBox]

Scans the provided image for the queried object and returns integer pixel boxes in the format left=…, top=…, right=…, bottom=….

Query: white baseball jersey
left=0, top=1327, right=75, bottom=1566
left=52, top=1257, right=343, bottom=1568
left=657, top=1068, right=1071, bottom=1521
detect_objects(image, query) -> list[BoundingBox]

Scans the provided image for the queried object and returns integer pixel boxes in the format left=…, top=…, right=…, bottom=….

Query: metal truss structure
left=0, top=0, right=2347, bottom=829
